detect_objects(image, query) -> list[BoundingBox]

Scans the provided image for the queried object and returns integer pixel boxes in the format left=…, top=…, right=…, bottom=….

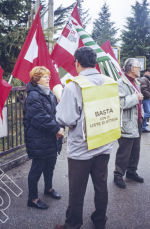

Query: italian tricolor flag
left=51, top=3, right=84, bottom=76
left=51, top=3, right=123, bottom=81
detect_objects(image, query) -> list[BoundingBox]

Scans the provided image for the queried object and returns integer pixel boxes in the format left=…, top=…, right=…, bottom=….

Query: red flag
left=0, top=67, right=12, bottom=119
left=101, top=40, right=123, bottom=75
left=12, top=6, right=61, bottom=90
left=101, top=40, right=118, bottom=62
left=51, top=3, right=84, bottom=76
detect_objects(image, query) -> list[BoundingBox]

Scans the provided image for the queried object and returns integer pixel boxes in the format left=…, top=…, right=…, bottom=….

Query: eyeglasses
left=133, top=66, right=141, bottom=71
left=72, top=59, right=78, bottom=67
left=133, top=64, right=141, bottom=68
left=41, top=75, right=50, bottom=79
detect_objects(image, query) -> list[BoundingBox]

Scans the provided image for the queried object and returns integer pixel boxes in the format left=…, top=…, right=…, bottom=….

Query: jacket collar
left=80, top=68, right=99, bottom=76
left=27, top=82, right=50, bottom=96
left=121, top=74, right=140, bottom=92
left=144, top=75, right=150, bottom=81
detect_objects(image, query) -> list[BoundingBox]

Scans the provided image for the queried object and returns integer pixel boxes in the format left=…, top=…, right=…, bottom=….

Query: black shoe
left=114, top=176, right=126, bottom=189
left=142, top=129, right=150, bottom=133
left=94, top=220, right=107, bottom=229
left=126, top=172, right=144, bottom=183
left=55, top=225, right=65, bottom=229
left=91, top=216, right=107, bottom=229
left=91, top=212, right=108, bottom=229
left=27, top=199, right=49, bottom=209
left=44, top=189, right=61, bottom=199
left=94, top=225, right=106, bottom=229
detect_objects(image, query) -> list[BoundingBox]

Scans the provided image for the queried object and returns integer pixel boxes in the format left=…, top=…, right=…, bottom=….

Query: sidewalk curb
left=1, top=152, right=29, bottom=172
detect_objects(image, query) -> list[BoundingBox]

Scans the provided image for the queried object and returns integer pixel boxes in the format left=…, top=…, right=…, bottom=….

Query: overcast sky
left=54, top=0, right=144, bottom=36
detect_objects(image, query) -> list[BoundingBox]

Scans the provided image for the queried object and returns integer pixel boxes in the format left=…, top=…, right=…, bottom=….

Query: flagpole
left=8, top=75, right=13, bottom=84
left=35, top=0, right=40, bottom=14
left=48, top=0, right=54, bottom=52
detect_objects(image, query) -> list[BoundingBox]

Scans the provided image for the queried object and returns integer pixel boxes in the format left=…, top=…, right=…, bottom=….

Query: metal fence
left=0, top=86, right=27, bottom=157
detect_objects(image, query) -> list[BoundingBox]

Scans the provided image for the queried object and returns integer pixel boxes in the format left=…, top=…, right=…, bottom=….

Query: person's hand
left=135, top=92, right=143, bottom=101
left=56, top=128, right=64, bottom=139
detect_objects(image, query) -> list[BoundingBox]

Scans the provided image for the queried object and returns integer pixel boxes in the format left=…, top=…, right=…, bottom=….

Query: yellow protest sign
left=68, top=75, right=121, bottom=150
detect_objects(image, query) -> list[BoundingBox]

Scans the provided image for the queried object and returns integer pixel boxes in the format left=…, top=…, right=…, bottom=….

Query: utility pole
left=28, top=0, right=39, bottom=28
left=48, top=0, right=54, bottom=52
left=35, top=0, right=40, bottom=14
left=27, top=8, right=34, bottom=28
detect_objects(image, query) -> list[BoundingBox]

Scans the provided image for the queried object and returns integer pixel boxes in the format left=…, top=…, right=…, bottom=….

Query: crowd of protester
left=23, top=47, right=149, bottom=229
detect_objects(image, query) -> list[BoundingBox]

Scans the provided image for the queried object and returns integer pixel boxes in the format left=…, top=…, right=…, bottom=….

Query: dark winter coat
left=23, top=82, right=62, bottom=159
left=140, top=75, right=150, bottom=99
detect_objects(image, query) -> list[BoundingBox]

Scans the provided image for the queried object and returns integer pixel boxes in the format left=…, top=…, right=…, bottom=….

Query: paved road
left=0, top=132, right=150, bottom=229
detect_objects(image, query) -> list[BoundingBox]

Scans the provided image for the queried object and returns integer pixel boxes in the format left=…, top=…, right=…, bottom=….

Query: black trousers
left=114, top=123, right=141, bottom=177
left=28, top=156, right=57, bottom=200
left=64, top=154, right=110, bottom=229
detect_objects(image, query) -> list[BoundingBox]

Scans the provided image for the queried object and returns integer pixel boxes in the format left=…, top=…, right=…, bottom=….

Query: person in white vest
left=55, top=47, right=115, bottom=229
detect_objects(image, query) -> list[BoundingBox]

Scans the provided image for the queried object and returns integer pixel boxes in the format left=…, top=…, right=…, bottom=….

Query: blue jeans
left=142, top=99, right=150, bottom=130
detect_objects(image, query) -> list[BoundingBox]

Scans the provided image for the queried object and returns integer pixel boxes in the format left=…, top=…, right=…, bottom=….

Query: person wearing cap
left=23, top=66, right=64, bottom=210
left=140, top=68, right=150, bottom=132
left=114, top=58, right=144, bottom=189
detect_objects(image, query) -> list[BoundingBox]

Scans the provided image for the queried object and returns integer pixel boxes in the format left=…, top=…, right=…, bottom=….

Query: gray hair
left=123, top=58, right=140, bottom=73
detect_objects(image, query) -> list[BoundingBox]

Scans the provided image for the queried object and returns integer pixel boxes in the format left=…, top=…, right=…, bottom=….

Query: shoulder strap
left=67, top=74, right=117, bottom=88
left=101, top=74, right=117, bottom=85
left=67, top=75, right=95, bottom=88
